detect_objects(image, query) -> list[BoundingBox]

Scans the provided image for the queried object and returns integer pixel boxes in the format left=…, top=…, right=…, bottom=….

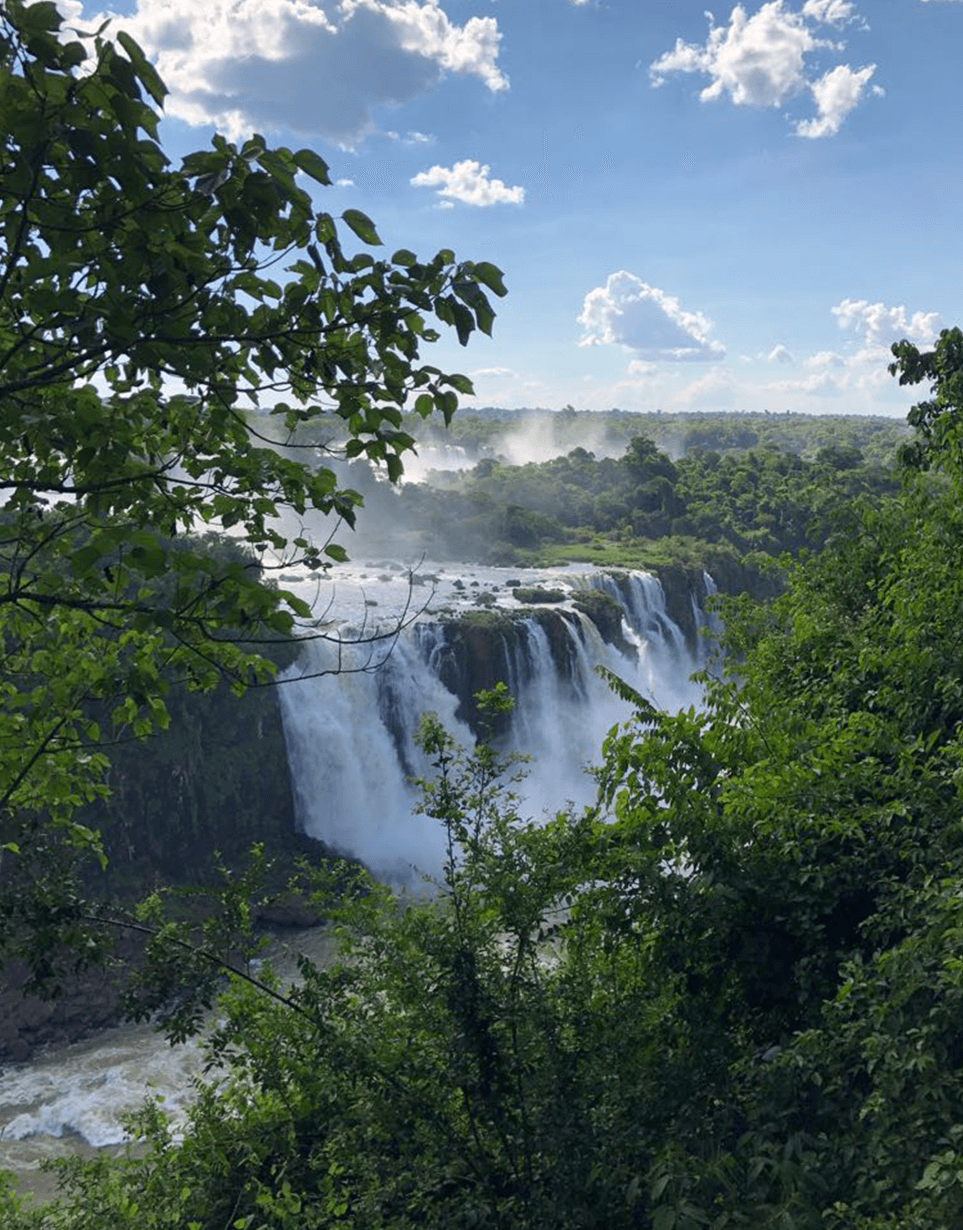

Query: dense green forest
left=8, top=7, right=963, bottom=1229
left=374, top=430, right=901, bottom=568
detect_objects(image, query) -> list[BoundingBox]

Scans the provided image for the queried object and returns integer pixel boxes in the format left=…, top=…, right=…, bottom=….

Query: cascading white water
left=277, top=627, right=476, bottom=883
left=0, top=564, right=709, bottom=1198
left=278, top=567, right=706, bottom=881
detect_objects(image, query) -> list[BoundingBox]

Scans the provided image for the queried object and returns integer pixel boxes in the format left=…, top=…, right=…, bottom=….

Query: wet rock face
left=432, top=603, right=625, bottom=736
left=0, top=941, right=138, bottom=1065
left=653, top=558, right=783, bottom=653
left=432, top=614, right=524, bottom=736
left=572, top=591, right=635, bottom=658
left=651, top=564, right=708, bottom=656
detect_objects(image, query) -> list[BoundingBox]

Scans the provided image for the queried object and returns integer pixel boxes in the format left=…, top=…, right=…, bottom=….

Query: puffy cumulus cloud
left=578, top=271, right=725, bottom=363
left=757, top=300, right=943, bottom=407
left=796, top=63, right=880, bottom=137
left=650, top=1, right=878, bottom=138
left=55, top=0, right=86, bottom=25
left=411, top=159, right=524, bottom=206
left=81, top=0, right=506, bottom=144
left=626, top=359, right=656, bottom=376
left=831, top=298, right=942, bottom=348
left=801, top=0, right=865, bottom=25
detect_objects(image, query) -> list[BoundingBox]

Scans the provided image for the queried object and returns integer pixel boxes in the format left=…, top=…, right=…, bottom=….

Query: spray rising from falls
left=278, top=567, right=713, bottom=882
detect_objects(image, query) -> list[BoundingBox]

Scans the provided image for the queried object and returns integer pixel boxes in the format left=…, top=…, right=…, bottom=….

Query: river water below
left=0, top=927, right=338, bottom=1205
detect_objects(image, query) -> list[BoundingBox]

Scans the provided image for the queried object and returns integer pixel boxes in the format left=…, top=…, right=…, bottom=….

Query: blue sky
left=65, top=0, right=963, bottom=416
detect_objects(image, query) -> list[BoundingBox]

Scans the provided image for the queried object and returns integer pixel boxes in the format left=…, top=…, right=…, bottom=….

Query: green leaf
left=20, top=2, right=61, bottom=33
left=240, top=135, right=266, bottom=161
left=256, top=148, right=297, bottom=188
left=472, top=261, right=508, bottom=297
left=445, top=372, right=474, bottom=396
left=116, top=31, right=168, bottom=107
left=341, top=209, right=382, bottom=246
left=449, top=301, right=475, bottom=347
left=293, top=148, right=331, bottom=185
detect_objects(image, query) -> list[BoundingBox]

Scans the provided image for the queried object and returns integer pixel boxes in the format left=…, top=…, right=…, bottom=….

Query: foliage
left=0, top=0, right=503, bottom=970
left=509, top=587, right=565, bottom=604
left=352, top=431, right=898, bottom=572
left=891, top=326, right=963, bottom=474
left=14, top=396, right=963, bottom=1225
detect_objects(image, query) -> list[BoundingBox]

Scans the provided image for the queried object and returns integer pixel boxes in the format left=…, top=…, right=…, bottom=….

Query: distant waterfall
left=278, top=568, right=707, bottom=882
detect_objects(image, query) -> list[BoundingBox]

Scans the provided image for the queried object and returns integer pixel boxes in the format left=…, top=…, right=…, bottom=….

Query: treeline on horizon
left=400, top=405, right=910, bottom=468
left=331, top=412, right=907, bottom=571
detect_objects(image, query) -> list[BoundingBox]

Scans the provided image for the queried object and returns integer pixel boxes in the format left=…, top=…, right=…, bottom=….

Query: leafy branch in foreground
left=0, top=0, right=505, bottom=968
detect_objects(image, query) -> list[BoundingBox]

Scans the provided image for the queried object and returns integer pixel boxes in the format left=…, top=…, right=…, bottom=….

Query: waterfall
left=279, top=568, right=707, bottom=882
left=277, top=630, right=474, bottom=883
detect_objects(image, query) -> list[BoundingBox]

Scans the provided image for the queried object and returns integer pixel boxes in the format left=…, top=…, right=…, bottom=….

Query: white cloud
left=626, top=359, right=656, bottom=376
left=805, top=349, right=846, bottom=368
left=759, top=299, right=943, bottom=405
left=767, top=343, right=794, bottom=363
left=796, top=63, right=878, bottom=138
left=470, top=366, right=517, bottom=378
left=672, top=368, right=739, bottom=408
left=801, top=0, right=863, bottom=26
left=767, top=368, right=844, bottom=396
left=335, top=177, right=355, bottom=187
left=831, top=298, right=942, bottom=348
left=578, top=271, right=725, bottom=362
left=411, top=158, right=524, bottom=206
left=82, top=0, right=506, bottom=144
left=650, top=1, right=878, bottom=138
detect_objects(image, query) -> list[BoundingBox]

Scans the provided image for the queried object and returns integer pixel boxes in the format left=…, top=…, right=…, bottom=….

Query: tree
left=0, top=0, right=505, bottom=971
left=10, top=450, right=963, bottom=1226
left=890, top=326, right=963, bottom=473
